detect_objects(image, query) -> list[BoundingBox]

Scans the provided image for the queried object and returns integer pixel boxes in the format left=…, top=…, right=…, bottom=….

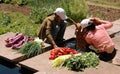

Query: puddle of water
left=0, top=59, right=34, bottom=74
left=0, top=64, right=20, bottom=74
left=61, top=38, right=76, bottom=49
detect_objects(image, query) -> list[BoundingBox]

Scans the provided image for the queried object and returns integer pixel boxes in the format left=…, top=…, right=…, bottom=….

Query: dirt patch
left=88, top=3, right=120, bottom=21
left=0, top=3, right=31, bottom=16
left=104, top=0, right=120, bottom=2
left=0, top=3, right=120, bottom=22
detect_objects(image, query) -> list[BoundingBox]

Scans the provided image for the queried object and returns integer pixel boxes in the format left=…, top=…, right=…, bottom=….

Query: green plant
left=0, top=0, right=89, bottom=37
left=18, top=41, right=43, bottom=58
left=0, top=12, right=11, bottom=26
left=3, top=0, right=11, bottom=3
left=2, top=0, right=27, bottom=5
left=16, top=0, right=27, bottom=5
left=29, top=0, right=88, bottom=24
left=0, top=11, right=39, bottom=37
left=63, top=52, right=99, bottom=71
left=63, top=0, right=88, bottom=22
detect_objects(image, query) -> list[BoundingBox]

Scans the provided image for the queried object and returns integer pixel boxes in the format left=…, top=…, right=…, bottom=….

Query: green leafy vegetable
left=18, top=41, right=43, bottom=58
left=63, top=52, right=99, bottom=71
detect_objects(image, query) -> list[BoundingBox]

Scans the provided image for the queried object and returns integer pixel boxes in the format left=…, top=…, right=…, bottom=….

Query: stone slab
left=112, top=36, right=120, bottom=65
left=64, top=25, right=76, bottom=40
left=0, top=32, right=51, bottom=63
left=20, top=50, right=120, bottom=74
left=107, top=19, right=120, bottom=37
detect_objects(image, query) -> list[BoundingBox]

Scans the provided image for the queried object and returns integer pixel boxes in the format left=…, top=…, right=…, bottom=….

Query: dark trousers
left=86, top=46, right=116, bottom=62
left=99, top=49, right=116, bottom=61
left=51, top=21, right=66, bottom=46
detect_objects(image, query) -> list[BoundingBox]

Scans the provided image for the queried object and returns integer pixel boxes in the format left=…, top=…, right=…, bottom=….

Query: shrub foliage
left=0, top=0, right=88, bottom=37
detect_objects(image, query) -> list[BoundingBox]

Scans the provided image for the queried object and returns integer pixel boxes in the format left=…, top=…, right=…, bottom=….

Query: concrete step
left=0, top=32, right=51, bottom=63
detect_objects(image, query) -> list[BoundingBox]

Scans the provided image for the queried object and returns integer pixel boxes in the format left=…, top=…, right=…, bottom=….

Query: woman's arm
left=66, top=17, right=79, bottom=29
left=91, top=18, right=113, bottom=29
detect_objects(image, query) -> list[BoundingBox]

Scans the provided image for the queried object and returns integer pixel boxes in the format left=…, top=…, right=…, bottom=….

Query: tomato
left=49, top=47, right=79, bottom=60
left=49, top=55, right=55, bottom=60
left=57, top=52, right=63, bottom=56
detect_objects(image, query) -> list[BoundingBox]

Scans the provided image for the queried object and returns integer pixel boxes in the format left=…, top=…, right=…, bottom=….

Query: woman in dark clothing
left=38, top=8, right=77, bottom=48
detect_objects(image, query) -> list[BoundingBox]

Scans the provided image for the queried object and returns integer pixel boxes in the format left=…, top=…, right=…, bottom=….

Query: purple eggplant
left=23, top=36, right=29, bottom=43
left=5, top=33, right=20, bottom=43
left=5, top=33, right=24, bottom=47
left=12, top=40, right=24, bottom=49
left=12, top=35, right=30, bottom=49
left=5, top=38, right=10, bottom=43
left=9, top=33, right=24, bottom=45
left=5, top=42, right=13, bottom=47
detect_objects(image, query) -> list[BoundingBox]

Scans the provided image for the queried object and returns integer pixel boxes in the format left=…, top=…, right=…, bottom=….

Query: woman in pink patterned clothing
left=80, top=18, right=116, bottom=61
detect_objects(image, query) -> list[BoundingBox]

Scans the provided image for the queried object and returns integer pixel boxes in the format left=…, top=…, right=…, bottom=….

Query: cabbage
left=51, top=55, right=71, bottom=67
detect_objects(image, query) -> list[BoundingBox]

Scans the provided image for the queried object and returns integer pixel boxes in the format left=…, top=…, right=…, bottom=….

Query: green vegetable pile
left=18, top=41, right=44, bottom=58
left=62, top=52, right=99, bottom=72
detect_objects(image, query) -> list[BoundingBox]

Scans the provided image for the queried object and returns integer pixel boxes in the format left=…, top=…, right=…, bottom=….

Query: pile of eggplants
left=5, top=33, right=34, bottom=49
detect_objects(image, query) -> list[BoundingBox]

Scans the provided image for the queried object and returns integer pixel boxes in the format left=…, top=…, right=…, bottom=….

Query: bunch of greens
left=18, top=40, right=44, bottom=58
left=63, top=52, right=99, bottom=71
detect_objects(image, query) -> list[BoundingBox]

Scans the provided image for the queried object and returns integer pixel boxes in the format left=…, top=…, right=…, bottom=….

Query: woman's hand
left=53, top=44, right=59, bottom=48
left=90, top=17, right=102, bottom=25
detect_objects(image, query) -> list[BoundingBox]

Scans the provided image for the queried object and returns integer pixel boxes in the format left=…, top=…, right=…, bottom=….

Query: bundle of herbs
left=18, top=38, right=44, bottom=58
left=62, top=52, right=99, bottom=72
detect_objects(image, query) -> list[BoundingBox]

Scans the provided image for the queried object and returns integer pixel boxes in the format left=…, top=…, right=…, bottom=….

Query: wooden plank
left=0, top=32, right=51, bottom=63
left=19, top=50, right=120, bottom=74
